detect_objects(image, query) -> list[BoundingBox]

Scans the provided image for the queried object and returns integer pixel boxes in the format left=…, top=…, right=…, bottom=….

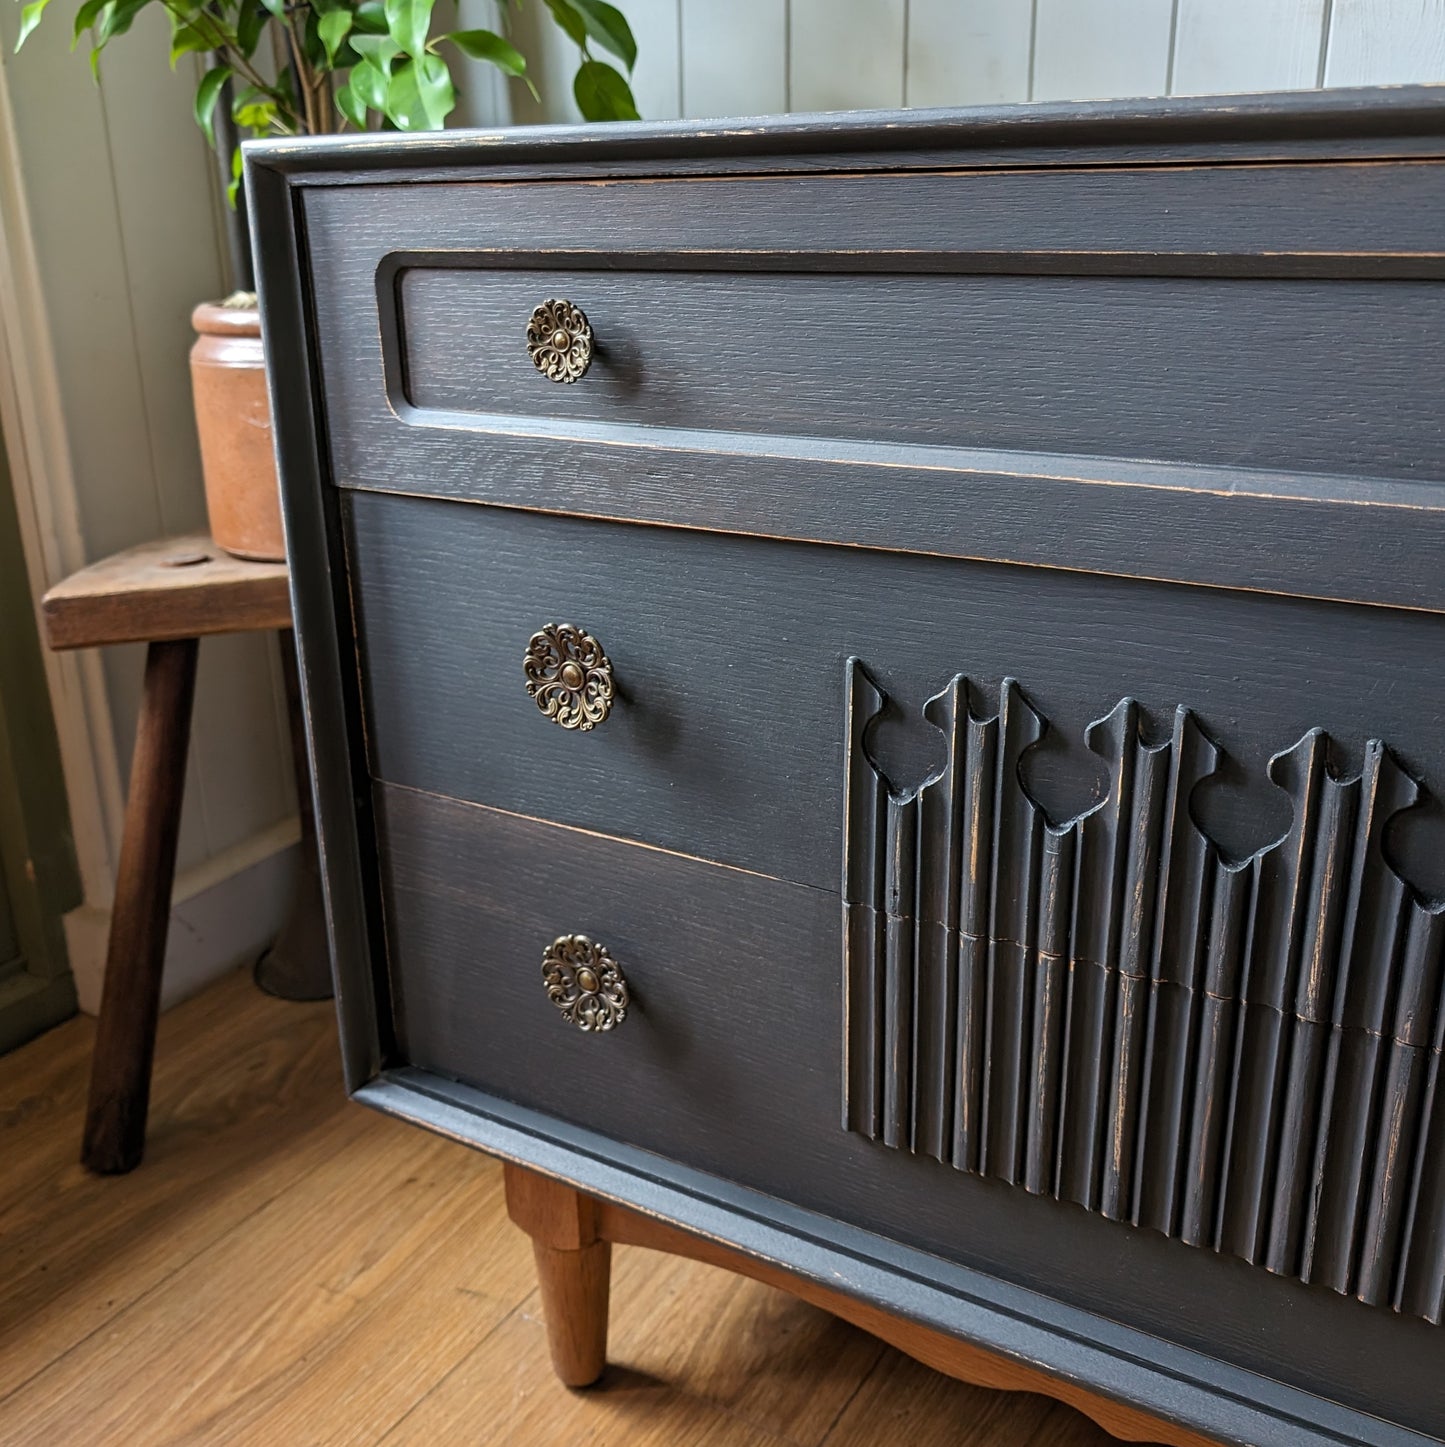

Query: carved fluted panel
left=842, top=659, right=1445, bottom=1322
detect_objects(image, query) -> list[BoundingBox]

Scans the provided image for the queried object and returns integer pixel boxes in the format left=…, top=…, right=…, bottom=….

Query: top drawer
left=302, top=161, right=1445, bottom=611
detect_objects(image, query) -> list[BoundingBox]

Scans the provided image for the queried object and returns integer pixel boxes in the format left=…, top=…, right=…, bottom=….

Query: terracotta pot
left=190, top=298, right=285, bottom=562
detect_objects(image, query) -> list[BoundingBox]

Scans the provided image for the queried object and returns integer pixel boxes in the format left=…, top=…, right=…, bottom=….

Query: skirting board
left=64, top=816, right=301, bottom=1014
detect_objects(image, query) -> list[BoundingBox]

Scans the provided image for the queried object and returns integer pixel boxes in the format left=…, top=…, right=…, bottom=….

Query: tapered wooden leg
left=504, top=1162, right=612, bottom=1387
left=81, top=637, right=199, bottom=1175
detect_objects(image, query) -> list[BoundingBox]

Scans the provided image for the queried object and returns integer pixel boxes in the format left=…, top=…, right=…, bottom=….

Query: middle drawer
left=343, top=486, right=1445, bottom=897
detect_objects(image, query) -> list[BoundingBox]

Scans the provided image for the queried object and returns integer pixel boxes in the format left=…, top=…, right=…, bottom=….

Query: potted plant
left=14, top=0, right=639, bottom=559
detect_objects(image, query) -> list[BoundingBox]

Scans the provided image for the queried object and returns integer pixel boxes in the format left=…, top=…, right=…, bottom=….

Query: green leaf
left=71, top=0, right=107, bottom=45
left=235, top=0, right=264, bottom=55
left=194, top=62, right=231, bottom=146
left=383, top=51, right=452, bottom=129
left=441, top=27, right=524, bottom=75
left=257, top=0, right=285, bottom=18
left=349, top=56, right=389, bottom=111
left=95, top=0, right=153, bottom=48
left=318, top=7, right=351, bottom=62
left=231, top=79, right=278, bottom=131
left=16, top=0, right=54, bottom=51
left=353, top=0, right=388, bottom=32
left=383, top=0, right=431, bottom=58
left=573, top=58, right=637, bottom=121
left=570, top=0, right=634, bottom=70
left=169, top=13, right=221, bottom=68
left=350, top=31, right=400, bottom=74
left=541, top=0, right=585, bottom=48
left=227, top=144, right=243, bottom=209
left=334, top=80, right=367, bottom=129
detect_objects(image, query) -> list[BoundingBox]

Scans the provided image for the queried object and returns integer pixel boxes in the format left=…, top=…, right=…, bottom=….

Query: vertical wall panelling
left=906, top=0, right=1035, bottom=107
left=1171, top=0, right=1327, bottom=95
left=100, top=23, right=293, bottom=867
left=1323, top=0, right=1445, bottom=86
left=0, top=0, right=298, bottom=1006
left=790, top=0, right=906, bottom=113
left=681, top=0, right=787, bottom=118
left=1030, top=0, right=1175, bottom=102
left=504, top=1, right=1445, bottom=126
left=622, top=0, right=683, bottom=120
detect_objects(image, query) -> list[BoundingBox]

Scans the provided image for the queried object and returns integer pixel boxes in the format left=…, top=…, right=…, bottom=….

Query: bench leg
left=504, top=1162, right=612, bottom=1387
left=81, top=637, right=199, bottom=1175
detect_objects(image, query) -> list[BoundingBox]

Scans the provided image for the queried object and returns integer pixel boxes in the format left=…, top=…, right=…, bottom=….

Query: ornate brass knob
left=542, top=934, right=629, bottom=1032
left=526, top=298, right=593, bottom=383
left=523, top=623, right=614, bottom=731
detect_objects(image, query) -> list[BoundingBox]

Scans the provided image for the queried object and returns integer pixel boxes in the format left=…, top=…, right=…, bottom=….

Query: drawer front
left=306, top=165, right=1445, bottom=613
left=346, top=488, right=1445, bottom=899
left=376, top=780, right=1445, bottom=1431
left=397, top=264, right=1441, bottom=476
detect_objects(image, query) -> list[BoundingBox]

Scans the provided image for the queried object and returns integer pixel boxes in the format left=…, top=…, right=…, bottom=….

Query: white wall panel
left=1324, top=0, right=1445, bottom=86
left=907, top=0, right=1034, bottom=106
left=682, top=0, right=787, bottom=117
left=1032, top=0, right=1174, bottom=101
left=790, top=0, right=906, bottom=112
left=1172, top=0, right=1326, bottom=94
left=620, top=0, right=683, bottom=119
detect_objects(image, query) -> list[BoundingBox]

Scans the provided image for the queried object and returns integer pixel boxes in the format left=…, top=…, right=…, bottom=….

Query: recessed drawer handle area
left=525, top=298, right=593, bottom=383
left=523, top=622, right=614, bottom=731
left=542, top=933, right=630, bottom=1032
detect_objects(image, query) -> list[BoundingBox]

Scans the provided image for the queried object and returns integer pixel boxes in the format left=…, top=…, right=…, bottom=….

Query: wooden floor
left=0, top=967, right=1134, bottom=1445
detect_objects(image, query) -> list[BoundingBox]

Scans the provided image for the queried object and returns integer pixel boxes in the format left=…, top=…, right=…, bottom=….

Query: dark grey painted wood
left=247, top=91, right=1445, bottom=1447
left=374, top=782, right=1445, bottom=1438
left=298, top=160, right=1445, bottom=612
left=345, top=492, right=1445, bottom=902
left=245, top=154, right=389, bottom=1092
left=363, top=1069, right=1440, bottom=1447
left=841, top=658, right=1445, bottom=1319
left=396, top=269, right=1443, bottom=481
left=248, top=84, right=1445, bottom=184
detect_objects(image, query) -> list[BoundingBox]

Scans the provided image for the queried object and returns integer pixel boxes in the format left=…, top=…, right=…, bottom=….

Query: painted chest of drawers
left=250, top=88, right=1445, bottom=1446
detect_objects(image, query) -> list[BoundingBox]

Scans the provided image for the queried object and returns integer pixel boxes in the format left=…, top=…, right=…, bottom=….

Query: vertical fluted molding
left=981, top=682, right=1045, bottom=1184
left=1137, top=710, right=1221, bottom=1237
left=842, top=663, right=1445, bottom=1323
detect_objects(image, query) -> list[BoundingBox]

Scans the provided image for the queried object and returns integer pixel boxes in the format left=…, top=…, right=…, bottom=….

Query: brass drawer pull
left=526, top=298, right=593, bottom=383
left=542, top=934, right=629, bottom=1032
left=523, top=623, right=614, bottom=731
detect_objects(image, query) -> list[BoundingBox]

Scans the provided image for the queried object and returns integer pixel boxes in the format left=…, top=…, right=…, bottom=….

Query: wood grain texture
left=371, top=782, right=1445, bottom=1437
left=843, top=662, right=1445, bottom=1318
left=398, top=266, right=1442, bottom=483
left=598, top=1195, right=1196, bottom=1447
left=302, top=157, right=1445, bottom=610
left=41, top=531, right=291, bottom=650
left=250, top=96, right=1445, bottom=1447
left=346, top=494, right=1445, bottom=903
left=81, top=637, right=198, bottom=1174
left=1, top=968, right=1140, bottom=1447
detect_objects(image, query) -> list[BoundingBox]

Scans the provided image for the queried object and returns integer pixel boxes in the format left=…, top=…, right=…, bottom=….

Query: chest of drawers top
left=252, top=87, right=1445, bottom=1447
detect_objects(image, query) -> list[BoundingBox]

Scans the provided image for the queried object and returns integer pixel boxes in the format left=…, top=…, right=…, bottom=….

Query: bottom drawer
left=374, top=781, right=1445, bottom=1436
left=377, top=782, right=842, bottom=1181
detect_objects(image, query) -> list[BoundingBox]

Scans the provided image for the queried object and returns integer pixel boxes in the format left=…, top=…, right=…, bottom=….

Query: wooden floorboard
left=0, top=967, right=1125, bottom=1445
